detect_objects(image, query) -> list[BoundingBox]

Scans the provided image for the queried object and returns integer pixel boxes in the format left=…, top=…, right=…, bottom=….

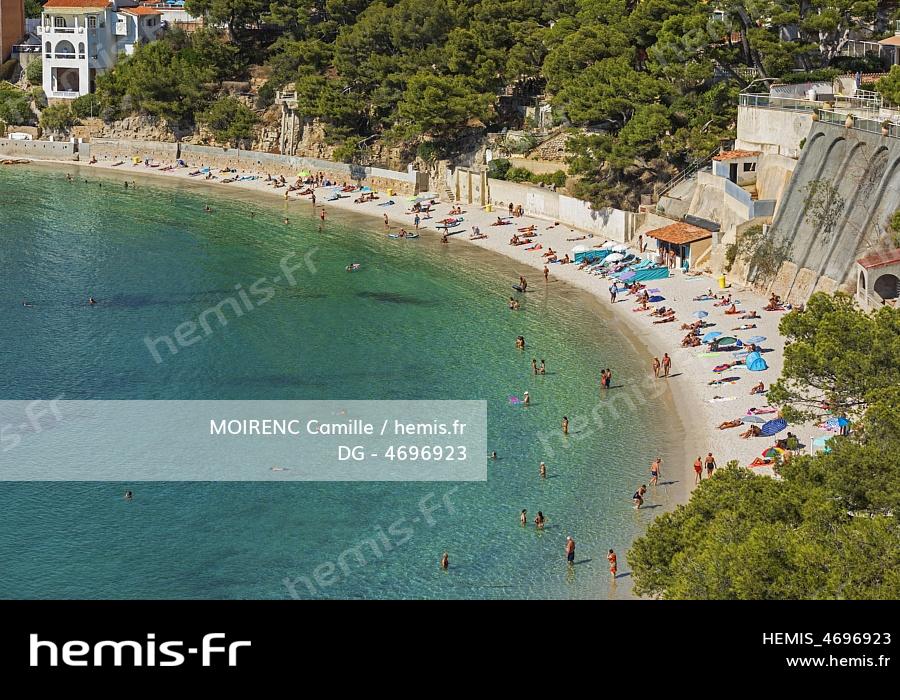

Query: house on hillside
left=39, top=0, right=163, bottom=99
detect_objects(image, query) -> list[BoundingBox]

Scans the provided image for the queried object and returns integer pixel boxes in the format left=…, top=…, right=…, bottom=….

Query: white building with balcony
left=39, top=0, right=163, bottom=100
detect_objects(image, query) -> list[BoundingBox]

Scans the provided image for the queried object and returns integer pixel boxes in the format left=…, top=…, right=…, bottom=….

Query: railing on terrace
left=739, top=93, right=819, bottom=111
left=739, top=92, right=883, bottom=115
left=817, top=109, right=900, bottom=139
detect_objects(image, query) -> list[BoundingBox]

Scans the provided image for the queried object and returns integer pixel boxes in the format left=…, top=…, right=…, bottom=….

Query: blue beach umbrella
left=692, top=310, right=709, bottom=318
left=759, top=417, right=787, bottom=437
left=702, top=331, right=723, bottom=343
left=824, top=416, right=850, bottom=430
left=745, top=335, right=766, bottom=344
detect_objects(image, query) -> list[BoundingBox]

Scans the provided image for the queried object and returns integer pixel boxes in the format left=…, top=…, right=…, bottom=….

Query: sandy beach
left=7, top=153, right=806, bottom=504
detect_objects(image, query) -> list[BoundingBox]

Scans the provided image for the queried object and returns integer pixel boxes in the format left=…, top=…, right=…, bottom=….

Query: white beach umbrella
left=604, top=252, right=625, bottom=263
left=611, top=243, right=628, bottom=253
left=571, top=244, right=589, bottom=254
left=600, top=240, right=616, bottom=250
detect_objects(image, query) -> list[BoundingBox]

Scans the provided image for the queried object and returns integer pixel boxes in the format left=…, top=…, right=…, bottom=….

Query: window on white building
left=88, top=16, right=97, bottom=29
left=54, top=16, right=66, bottom=28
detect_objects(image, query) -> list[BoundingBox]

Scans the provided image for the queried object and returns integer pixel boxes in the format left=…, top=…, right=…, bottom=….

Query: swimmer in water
left=124, top=490, right=133, bottom=501
left=491, top=451, right=497, bottom=460
left=22, top=299, right=33, bottom=308
left=540, top=461, right=547, bottom=479
left=88, top=296, right=97, bottom=305
left=440, top=552, right=449, bottom=570
left=534, top=511, right=545, bottom=529
left=283, top=218, right=290, bottom=224
left=204, top=204, right=211, bottom=212
left=523, top=391, right=530, bottom=406
left=520, top=509, right=528, bottom=527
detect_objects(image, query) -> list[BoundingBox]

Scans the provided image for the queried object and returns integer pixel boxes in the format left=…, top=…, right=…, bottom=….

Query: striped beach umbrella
left=759, top=417, right=788, bottom=437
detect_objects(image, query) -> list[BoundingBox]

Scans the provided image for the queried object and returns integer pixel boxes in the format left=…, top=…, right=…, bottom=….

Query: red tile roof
left=648, top=223, right=712, bottom=245
left=43, top=0, right=111, bottom=7
left=857, top=248, right=900, bottom=270
left=713, top=149, right=761, bottom=161
left=121, top=6, right=162, bottom=14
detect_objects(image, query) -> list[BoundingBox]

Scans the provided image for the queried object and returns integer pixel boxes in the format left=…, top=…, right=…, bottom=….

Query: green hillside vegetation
left=25, top=1, right=898, bottom=206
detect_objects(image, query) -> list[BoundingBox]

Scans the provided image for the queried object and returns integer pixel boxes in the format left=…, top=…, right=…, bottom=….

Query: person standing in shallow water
left=565, top=536, right=575, bottom=565
left=650, top=457, right=661, bottom=486
left=652, top=356, right=660, bottom=378
left=540, top=461, right=547, bottom=479
left=562, top=416, right=569, bottom=435
left=440, top=552, right=449, bottom=570
left=694, top=456, right=703, bottom=484
left=520, top=509, right=528, bottom=527
left=662, top=353, right=672, bottom=377
left=607, top=549, right=617, bottom=578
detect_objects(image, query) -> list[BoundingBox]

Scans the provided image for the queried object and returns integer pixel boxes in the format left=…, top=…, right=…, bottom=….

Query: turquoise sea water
left=0, top=165, right=684, bottom=599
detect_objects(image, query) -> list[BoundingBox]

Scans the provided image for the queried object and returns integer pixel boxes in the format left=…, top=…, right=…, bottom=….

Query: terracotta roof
left=648, top=223, right=712, bottom=245
left=121, top=6, right=162, bottom=14
left=857, top=248, right=900, bottom=270
left=878, top=35, right=900, bottom=47
left=713, top=149, right=761, bottom=161
left=43, top=0, right=111, bottom=7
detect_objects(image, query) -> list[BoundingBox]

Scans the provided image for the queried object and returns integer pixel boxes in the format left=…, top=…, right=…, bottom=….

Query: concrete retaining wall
left=19, top=137, right=420, bottom=194
left=736, top=105, right=814, bottom=158
left=91, top=138, right=178, bottom=164
left=763, top=121, right=900, bottom=303
left=477, top=173, right=637, bottom=241
left=0, top=139, right=78, bottom=159
left=756, top=152, right=797, bottom=204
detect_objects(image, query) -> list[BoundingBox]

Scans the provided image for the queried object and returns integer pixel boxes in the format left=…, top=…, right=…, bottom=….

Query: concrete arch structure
left=762, top=123, right=900, bottom=304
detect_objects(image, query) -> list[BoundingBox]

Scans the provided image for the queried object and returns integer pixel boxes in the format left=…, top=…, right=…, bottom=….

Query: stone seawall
left=0, top=139, right=78, bottom=159
left=0, top=138, right=420, bottom=195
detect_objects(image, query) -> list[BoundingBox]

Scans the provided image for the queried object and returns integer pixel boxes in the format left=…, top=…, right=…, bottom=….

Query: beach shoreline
left=5, top=153, right=795, bottom=589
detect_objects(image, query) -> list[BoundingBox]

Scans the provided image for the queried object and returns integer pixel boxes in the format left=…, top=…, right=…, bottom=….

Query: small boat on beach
left=1, top=159, right=31, bottom=165
left=389, top=232, right=419, bottom=239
